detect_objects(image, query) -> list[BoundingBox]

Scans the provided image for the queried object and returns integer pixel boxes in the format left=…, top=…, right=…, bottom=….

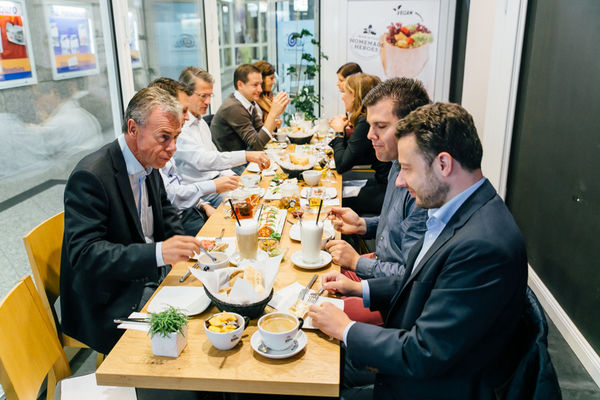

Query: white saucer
left=291, top=250, right=332, bottom=270
left=250, top=330, right=307, bottom=359
left=229, top=250, right=269, bottom=266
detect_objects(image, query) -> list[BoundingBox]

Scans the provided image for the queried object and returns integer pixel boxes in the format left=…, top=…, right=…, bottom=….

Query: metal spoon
left=199, top=247, right=218, bottom=262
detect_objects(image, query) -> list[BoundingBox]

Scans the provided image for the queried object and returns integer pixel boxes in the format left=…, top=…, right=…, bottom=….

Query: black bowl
left=204, top=287, right=273, bottom=319
left=279, top=165, right=312, bottom=180
left=287, top=134, right=313, bottom=145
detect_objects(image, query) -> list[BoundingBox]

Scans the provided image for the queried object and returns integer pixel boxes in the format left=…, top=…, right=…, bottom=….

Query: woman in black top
left=329, top=73, right=392, bottom=215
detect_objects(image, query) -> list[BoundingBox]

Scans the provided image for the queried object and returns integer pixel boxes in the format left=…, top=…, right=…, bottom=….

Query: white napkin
left=342, top=179, right=368, bottom=198
left=268, top=282, right=344, bottom=329
left=117, top=312, right=150, bottom=332
left=191, top=254, right=283, bottom=304
left=300, top=198, right=340, bottom=207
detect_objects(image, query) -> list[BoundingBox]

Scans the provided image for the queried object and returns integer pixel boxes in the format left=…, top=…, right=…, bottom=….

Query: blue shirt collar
left=117, top=134, right=152, bottom=177
left=427, top=177, right=486, bottom=225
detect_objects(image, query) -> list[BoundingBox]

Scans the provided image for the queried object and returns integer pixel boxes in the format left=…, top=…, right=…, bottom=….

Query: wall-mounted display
left=347, top=0, right=447, bottom=99
left=45, top=1, right=99, bottom=80
left=0, top=0, right=37, bottom=89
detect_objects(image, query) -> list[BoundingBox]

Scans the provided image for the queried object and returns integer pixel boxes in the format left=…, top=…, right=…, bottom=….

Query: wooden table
left=96, top=158, right=343, bottom=397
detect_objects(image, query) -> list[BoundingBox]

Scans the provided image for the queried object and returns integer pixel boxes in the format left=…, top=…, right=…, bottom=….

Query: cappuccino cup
left=258, top=312, right=303, bottom=351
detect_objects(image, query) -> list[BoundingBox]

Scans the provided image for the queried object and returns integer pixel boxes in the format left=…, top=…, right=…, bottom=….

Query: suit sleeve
left=63, top=169, right=159, bottom=283
left=347, top=239, right=524, bottom=379
left=228, top=109, right=271, bottom=150
left=329, top=119, right=372, bottom=174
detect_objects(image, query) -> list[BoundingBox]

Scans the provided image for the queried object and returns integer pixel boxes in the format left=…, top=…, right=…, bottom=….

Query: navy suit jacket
left=346, top=179, right=528, bottom=399
left=60, top=140, right=183, bottom=354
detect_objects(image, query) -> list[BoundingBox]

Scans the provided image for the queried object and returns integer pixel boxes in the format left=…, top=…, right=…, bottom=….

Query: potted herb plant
left=149, top=306, right=189, bottom=357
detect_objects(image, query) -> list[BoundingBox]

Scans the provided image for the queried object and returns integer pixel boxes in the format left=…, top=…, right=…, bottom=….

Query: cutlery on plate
left=113, top=318, right=150, bottom=324
left=210, top=228, right=226, bottom=251
left=307, top=287, right=325, bottom=304
left=297, top=274, right=318, bottom=301
left=179, top=262, right=199, bottom=283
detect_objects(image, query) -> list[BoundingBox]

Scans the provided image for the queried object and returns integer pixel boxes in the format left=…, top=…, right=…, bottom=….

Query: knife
left=179, top=262, right=199, bottom=283
left=297, top=273, right=318, bottom=301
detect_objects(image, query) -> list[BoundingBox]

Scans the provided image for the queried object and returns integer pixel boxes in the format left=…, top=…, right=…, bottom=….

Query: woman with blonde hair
left=253, top=60, right=276, bottom=121
left=329, top=73, right=391, bottom=214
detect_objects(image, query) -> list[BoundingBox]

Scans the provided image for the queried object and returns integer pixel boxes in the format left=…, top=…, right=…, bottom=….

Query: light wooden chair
left=0, top=276, right=136, bottom=400
left=23, top=212, right=104, bottom=366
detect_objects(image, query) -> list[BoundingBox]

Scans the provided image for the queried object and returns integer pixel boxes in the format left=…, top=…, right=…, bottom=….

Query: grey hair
left=121, top=87, right=182, bottom=133
left=179, top=67, right=214, bottom=91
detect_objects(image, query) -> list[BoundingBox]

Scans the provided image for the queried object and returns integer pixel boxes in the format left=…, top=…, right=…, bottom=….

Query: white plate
left=300, top=187, right=337, bottom=199
left=289, top=222, right=335, bottom=242
left=291, top=250, right=332, bottom=270
left=229, top=249, right=269, bottom=266
left=246, top=162, right=261, bottom=173
left=250, top=330, right=307, bottom=359
left=147, top=286, right=211, bottom=316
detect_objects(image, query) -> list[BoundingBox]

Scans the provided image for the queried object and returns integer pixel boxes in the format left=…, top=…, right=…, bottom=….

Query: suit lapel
left=387, top=180, right=498, bottom=315
left=109, top=141, right=145, bottom=241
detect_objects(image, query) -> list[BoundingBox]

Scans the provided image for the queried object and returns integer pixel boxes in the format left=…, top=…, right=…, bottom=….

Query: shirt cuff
left=261, top=126, right=274, bottom=140
left=156, top=242, right=165, bottom=266
left=233, top=150, right=247, bottom=167
left=362, top=280, right=371, bottom=308
left=342, top=321, right=357, bottom=345
left=195, top=179, right=216, bottom=195
left=355, top=257, right=375, bottom=279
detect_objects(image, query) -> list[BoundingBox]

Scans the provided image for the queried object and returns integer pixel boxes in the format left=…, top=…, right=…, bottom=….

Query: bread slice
left=244, top=265, right=265, bottom=293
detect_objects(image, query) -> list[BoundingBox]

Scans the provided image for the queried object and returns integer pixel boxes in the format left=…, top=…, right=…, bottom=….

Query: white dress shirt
left=160, top=159, right=215, bottom=211
left=173, top=113, right=244, bottom=184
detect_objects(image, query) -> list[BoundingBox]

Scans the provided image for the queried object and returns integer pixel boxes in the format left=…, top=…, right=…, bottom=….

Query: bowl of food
left=204, top=287, right=274, bottom=319
left=198, top=251, right=229, bottom=271
left=276, top=154, right=317, bottom=179
left=204, top=312, right=249, bottom=350
left=287, top=130, right=314, bottom=145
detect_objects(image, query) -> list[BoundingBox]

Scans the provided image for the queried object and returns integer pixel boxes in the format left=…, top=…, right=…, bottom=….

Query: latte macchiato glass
left=301, top=221, right=323, bottom=263
left=236, top=219, right=258, bottom=260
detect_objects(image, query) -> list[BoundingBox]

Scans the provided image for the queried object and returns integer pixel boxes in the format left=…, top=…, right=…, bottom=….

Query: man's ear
left=127, top=119, right=138, bottom=137
left=436, top=152, right=454, bottom=177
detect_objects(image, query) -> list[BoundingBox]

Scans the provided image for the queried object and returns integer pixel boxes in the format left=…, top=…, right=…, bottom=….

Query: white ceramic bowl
left=204, top=312, right=247, bottom=350
left=198, top=251, right=229, bottom=271
left=302, top=170, right=321, bottom=186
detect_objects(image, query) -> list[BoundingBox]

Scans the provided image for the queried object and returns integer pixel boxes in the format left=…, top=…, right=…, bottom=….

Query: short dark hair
left=395, top=102, right=483, bottom=171
left=234, top=64, right=261, bottom=89
left=121, top=87, right=181, bottom=133
left=363, top=78, right=431, bottom=120
left=178, top=67, right=213, bottom=91
left=148, top=77, right=193, bottom=97
left=336, top=62, right=362, bottom=78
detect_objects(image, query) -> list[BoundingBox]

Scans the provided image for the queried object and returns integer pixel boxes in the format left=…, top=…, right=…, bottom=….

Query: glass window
left=127, top=0, right=207, bottom=90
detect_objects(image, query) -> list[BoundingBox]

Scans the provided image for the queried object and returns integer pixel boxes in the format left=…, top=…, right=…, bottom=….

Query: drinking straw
left=256, top=203, right=264, bottom=223
left=315, top=198, right=323, bottom=225
left=228, top=199, right=241, bottom=226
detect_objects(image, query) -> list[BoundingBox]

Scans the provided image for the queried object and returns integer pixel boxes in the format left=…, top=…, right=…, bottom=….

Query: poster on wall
left=128, top=10, right=142, bottom=69
left=45, top=2, right=99, bottom=80
left=347, top=0, right=441, bottom=98
left=0, top=0, right=37, bottom=89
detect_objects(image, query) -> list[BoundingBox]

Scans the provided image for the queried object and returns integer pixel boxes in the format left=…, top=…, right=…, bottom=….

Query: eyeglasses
left=194, top=92, right=214, bottom=100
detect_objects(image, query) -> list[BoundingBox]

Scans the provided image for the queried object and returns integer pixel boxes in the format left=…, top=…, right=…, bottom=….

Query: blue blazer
left=346, top=180, right=528, bottom=399
left=60, top=140, right=183, bottom=354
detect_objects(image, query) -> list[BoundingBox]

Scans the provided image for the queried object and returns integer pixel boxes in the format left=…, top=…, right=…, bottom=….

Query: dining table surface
left=96, top=142, right=344, bottom=397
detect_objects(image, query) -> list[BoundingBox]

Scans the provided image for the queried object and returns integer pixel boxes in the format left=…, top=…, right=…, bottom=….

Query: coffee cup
left=204, top=312, right=249, bottom=350
left=301, top=221, right=324, bottom=263
left=236, top=219, right=258, bottom=260
left=258, top=312, right=303, bottom=351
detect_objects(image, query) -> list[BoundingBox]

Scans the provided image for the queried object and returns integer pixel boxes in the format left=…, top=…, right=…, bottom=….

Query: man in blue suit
left=309, top=102, right=528, bottom=399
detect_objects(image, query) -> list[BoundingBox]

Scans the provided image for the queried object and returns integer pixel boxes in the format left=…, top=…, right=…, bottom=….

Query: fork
left=307, top=287, right=325, bottom=304
left=297, top=274, right=318, bottom=301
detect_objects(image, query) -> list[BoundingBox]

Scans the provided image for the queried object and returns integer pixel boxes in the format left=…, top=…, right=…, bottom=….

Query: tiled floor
left=0, top=171, right=598, bottom=399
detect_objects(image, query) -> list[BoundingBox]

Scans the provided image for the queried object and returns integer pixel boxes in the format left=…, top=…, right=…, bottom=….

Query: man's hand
left=203, top=203, right=216, bottom=217
left=213, top=176, right=240, bottom=193
left=325, top=240, right=360, bottom=271
left=162, top=235, right=202, bottom=265
left=320, top=270, right=363, bottom=297
left=327, top=207, right=366, bottom=235
left=270, top=92, right=290, bottom=117
left=245, top=151, right=271, bottom=170
left=307, top=302, right=351, bottom=340
left=329, top=114, right=348, bottom=133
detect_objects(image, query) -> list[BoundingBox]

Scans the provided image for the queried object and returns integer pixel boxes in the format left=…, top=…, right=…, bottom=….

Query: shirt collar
left=184, top=111, right=200, bottom=128
left=427, top=177, right=486, bottom=225
left=234, top=90, right=255, bottom=111
left=117, top=134, right=152, bottom=177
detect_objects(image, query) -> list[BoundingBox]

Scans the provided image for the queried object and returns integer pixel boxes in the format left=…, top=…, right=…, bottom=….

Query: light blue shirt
left=342, top=177, right=487, bottom=344
left=118, top=135, right=165, bottom=266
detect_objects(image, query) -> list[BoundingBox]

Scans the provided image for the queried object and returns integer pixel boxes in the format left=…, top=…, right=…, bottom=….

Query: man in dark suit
left=211, top=64, right=289, bottom=151
left=309, top=103, right=528, bottom=399
left=60, top=87, right=203, bottom=354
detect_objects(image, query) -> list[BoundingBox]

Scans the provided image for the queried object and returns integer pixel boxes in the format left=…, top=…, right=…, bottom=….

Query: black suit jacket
left=346, top=180, right=528, bottom=399
left=60, top=140, right=183, bottom=354
left=211, top=93, right=271, bottom=151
